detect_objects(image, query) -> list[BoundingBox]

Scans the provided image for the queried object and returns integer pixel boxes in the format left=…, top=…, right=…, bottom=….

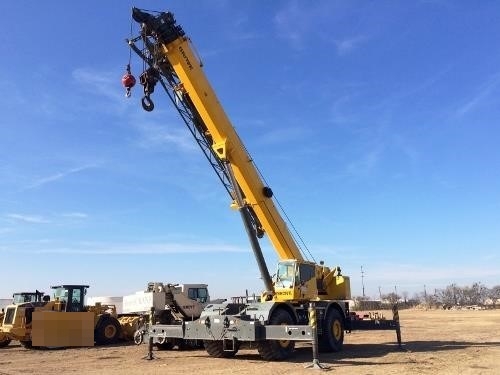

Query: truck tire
left=95, top=316, right=121, bottom=345
left=20, top=340, right=32, bottom=349
left=0, top=338, right=11, bottom=348
left=204, top=340, right=238, bottom=358
left=318, top=308, right=344, bottom=352
left=257, top=308, right=295, bottom=361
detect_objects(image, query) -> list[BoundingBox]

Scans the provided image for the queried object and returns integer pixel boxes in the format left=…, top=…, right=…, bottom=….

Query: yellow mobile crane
left=126, top=8, right=400, bottom=361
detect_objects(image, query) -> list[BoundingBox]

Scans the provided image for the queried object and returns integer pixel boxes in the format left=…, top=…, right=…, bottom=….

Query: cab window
left=188, top=288, right=208, bottom=303
left=276, top=262, right=296, bottom=288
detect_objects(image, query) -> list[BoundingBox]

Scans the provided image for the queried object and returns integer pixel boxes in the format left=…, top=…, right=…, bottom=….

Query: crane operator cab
left=273, top=260, right=318, bottom=302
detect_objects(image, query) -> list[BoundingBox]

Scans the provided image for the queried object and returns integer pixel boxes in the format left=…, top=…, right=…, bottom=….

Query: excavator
left=125, top=8, right=400, bottom=360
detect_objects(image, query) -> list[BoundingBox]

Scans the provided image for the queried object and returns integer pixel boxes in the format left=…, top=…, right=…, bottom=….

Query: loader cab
left=12, top=291, right=45, bottom=304
left=51, top=285, right=88, bottom=312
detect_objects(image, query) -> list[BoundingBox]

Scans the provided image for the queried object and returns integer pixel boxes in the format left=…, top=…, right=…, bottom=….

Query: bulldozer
left=0, top=285, right=125, bottom=348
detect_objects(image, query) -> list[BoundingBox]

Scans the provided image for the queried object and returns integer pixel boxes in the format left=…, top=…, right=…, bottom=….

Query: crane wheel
left=318, top=308, right=344, bottom=352
left=204, top=340, right=238, bottom=358
left=257, top=308, right=295, bottom=361
left=0, top=338, right=12, bottom=348
left=95, top=316, right=121, bottom=345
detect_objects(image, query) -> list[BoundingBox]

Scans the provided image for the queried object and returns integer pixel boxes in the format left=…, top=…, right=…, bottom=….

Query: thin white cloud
left=274, top=1, right=336, bottom=50
left=330, top=94, right=358, bottom=125
left=335, top=35, right=368, bottom=56
left=345, top=147, right=383, bottom=177
left=274, top=2, right=368, bottom=54
left=25, top=165, right=96, bottom=190
left=274, top=1, right=306, bottom=49
left=0, top=228, right=14, bottom=235
left=29, top=241, right=246, bottom=255
left=61, top=212, right=88, bottom=219
left=134, top=121, right=197, bottom=152
left=258, top=126, right=306, bottom=145
left=72, top=68, right=122, bottom=102
left=455, top=73, right=500, bottom=117
left=5, top=214, right=50, bottom=224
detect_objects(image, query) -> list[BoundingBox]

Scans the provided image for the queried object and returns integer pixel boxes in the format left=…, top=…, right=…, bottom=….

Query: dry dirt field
left=0, top=309, right=499, bottom=375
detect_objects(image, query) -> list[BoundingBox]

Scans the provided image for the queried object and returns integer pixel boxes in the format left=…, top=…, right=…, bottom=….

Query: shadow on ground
left=218, top=340, right=500, bottom=364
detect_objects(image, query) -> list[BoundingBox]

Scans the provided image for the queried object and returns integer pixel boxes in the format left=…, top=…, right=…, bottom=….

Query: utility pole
left=424, top=284, right=427, bottom=300
left=378, top=286, right=382, bottom=300
left=361, top=266, right=365, bottom=298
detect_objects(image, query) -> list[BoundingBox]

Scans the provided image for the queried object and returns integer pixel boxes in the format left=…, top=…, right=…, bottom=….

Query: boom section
left=131, top=9, right=304, bottom=262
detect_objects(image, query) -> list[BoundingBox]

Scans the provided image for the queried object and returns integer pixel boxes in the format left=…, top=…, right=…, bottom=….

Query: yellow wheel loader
left=1, top=285, right=122, bottom=348
left=0, top=310, right=11, bottom=348
left=0, top=290, right=46, bottom=348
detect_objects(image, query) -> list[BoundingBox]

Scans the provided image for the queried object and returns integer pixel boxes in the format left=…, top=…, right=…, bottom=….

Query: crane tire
left=204, top=340, right=238, bottom=358
left=257, top=308, right=295, bottom=361
left=318, top=308, right=344, bottom=352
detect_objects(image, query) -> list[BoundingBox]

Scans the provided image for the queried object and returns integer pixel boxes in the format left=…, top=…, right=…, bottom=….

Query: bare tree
left=437, top=284, right=458, bottom=308
left=488, top=285, right=500, bottom=307
left=382, top=292, right=400, bottom=305
left=352, top=295, right=372, bottom=310
left=402, top=291, right=409, bottom=304
left=436, top=282, right=490, bottom=307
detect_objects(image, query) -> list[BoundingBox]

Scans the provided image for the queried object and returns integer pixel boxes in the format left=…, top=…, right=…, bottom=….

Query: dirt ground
left=0, top=309, right=499, bottom=375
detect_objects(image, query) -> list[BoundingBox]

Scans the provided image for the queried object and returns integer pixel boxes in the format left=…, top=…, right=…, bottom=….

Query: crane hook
left=138, top=68, right=159, bottom=111
left=121, top=64, right=136, bottom=98
left=141, top=95, right=154, bottom=112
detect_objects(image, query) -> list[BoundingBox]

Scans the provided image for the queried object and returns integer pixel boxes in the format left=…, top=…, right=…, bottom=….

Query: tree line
left=353, top=282, right=500, bottom=310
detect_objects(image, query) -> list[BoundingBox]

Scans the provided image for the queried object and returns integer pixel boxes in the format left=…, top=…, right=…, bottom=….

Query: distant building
left=86, top=296, right=123, bottom=314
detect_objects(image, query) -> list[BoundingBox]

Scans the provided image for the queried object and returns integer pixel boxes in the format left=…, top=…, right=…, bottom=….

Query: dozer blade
left=32, top=311, right=94, bottom=347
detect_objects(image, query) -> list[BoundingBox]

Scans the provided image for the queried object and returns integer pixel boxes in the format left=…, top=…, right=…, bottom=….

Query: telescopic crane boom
left=131, top=9, right=303, bottom=261
left=128, top=8, right=350, bottom=303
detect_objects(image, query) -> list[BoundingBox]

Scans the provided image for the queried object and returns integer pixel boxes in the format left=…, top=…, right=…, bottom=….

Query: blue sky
left=1, top=1, right=499, bottom=300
